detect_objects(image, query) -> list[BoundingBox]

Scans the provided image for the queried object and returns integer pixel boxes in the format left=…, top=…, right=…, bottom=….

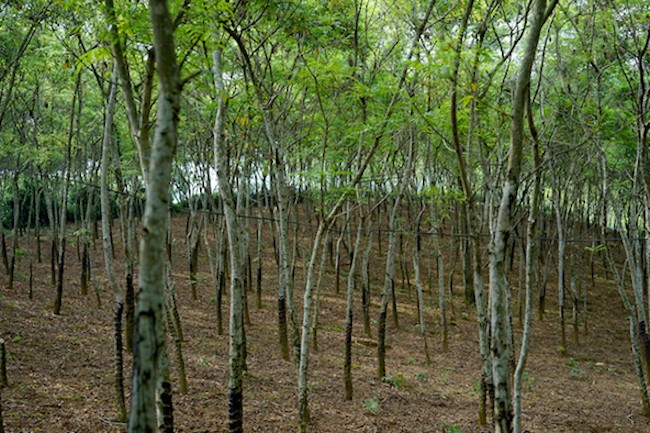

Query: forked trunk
left=490, top=1, right=557, bottom=431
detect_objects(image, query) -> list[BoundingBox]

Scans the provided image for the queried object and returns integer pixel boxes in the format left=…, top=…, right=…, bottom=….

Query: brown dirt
left=1, top=216, right=648, bottom=433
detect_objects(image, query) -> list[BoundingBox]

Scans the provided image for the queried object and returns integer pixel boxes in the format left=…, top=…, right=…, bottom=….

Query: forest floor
left=0, top=214, right=649, bottom=433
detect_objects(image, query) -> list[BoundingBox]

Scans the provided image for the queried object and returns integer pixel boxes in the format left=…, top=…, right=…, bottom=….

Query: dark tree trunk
left=81, top=243, right=89, bottom=296
left=0, top=233, right=8, bottom=277
left=125, top=270, right=135, bottom=352
left=53, top=238, right=66, bottom=315
left=113, top=302, right=127, bottom=422
left=50, top=238, right=57, bottom=286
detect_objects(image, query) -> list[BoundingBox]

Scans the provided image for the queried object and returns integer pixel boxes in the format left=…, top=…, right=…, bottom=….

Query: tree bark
left=127, top=0, right=181, bottom=430
left=513, top=94, right=542, bottom=433
left=53, top=72, right=80, bottom=315
left=490, top=2, right=557, bottom=432
left=413, top=205, right=431, bottom=363
left=344, top=212, right=363, bottom=400
left=101, top=61, right=127, bottom=424
left=213, top=45, right=246, bottom=433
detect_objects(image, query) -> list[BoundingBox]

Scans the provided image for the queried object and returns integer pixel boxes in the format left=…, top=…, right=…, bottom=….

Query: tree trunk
left=377, top=140, right=415, bottom=378
left=256, top=208, right=263, bottom=308
left=431, top=217, right=448, bottom=352
left=0, top=233, right=8, bottom=277
left=125, top=196, right=137, bottom=353
left=550, top=164, right=568, bottom=352
left=53, top=72, right=80, bottom=315
left=334, top=222, right=346, bottom=296
left=297, top=222, right=327, bottom=432
left=6, top=172, right=20, bottom=291
left=377, top=198, right=400, bottom=379
left=164, top=266, right=188, bottom=394
left=413, top=206, right=431, bottom=363
left=490, top=2, right=557, bottom=432
left=310, top=225, right=329, bottom=353
left=127, top=1, right=181, bottom=430
left=344, top=213, right=363, bottom=400
left=213, top=46, right=246, bottom=433
left=35, top=186, right=42, bottom=263
left=513, top=98, right=542, bottom=433
left=100, top=61, right=127, bottom=424
left=361, top=224, right=373, bottom=338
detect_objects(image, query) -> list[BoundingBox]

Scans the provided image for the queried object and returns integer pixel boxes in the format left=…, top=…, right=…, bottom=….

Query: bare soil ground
left=0, top=216, right=648, bottom=433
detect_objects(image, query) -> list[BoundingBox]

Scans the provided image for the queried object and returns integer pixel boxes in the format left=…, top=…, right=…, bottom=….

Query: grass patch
left=362, top=396, right=380, bottom=414
left=322, top=325, right=344, bottom=333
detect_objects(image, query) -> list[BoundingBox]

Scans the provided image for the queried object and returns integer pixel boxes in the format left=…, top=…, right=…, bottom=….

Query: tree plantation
left=1, top=0, right=650, bottom=432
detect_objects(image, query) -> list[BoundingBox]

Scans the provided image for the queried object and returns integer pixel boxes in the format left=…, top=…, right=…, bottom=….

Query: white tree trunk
left=490, top=1, right=557, bottom=431
left=213, top=46, right=246, bottom=433
left=127, top=1, right=180, bottom=431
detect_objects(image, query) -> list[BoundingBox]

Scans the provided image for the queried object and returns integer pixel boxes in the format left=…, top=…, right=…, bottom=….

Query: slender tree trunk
left=361, top=223, right=373, bottom=338
left=0, top=339, right=7, bottom=388
left=432, top=220, right=448, bottom=352
left=551, top=169, right=568, bottom=352
left=571, top=277, right=579, bottom=345
left=256, top=208, right=263, bottom=308
left=413, top=206, right=431, bottom=363
left=217, top=221, right=227, bottom=336
left=0, top=233, right=7, bottom=278
left=0, top=390, right=4, bottom=433
left=35, top=186, right=42, bottom=263
left=310, top=225, right=329, bottom=353
left=377, top=198, right=400, bottom=379
left=125, top=195, right=136, bottom=353
left=189, top=227, right=200, bottom=301
left=100, top=61, right=127, bottom=424
left=165, top=265, right=188, bottom=394
left=513, top=99, right=542, bottom=433
left=344, top=212, right=363, bottom=400
left=606, top=224, right=650, bottom=418
left=127, top=1, right=180, bottom=430
left=270, top=151, right=299, bottom=362
left=7, top=172, right=20, bottom=291
left=377, top=141, right=415, bottom=378
left=213, top=46, right=246, bottom=433
left=631, top=317, right=650, bottom=418
left=297, top=222, right=327, bottom=432
left=448, top=0, right=495, bottom=421
left=334, top=221, right=346, bottom=296
left=53, top=72, right=80, bottom=315
left=490, top=2, right=557, bottom=432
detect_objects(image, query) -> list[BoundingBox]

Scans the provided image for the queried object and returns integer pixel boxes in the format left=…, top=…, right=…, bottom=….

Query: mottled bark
left=490, top=2, right=557, bottom=432
left=127, top=0, right=181, bottom=430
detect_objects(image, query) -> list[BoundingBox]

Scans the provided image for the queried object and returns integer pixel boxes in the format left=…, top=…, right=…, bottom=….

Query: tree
left=127, top=0, right=181, bottom=431
left=489, top=1, right=558, bottom=431
left=100, top=60, right=127, bottom=423
left=212, top=42, right=247, bottom=433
